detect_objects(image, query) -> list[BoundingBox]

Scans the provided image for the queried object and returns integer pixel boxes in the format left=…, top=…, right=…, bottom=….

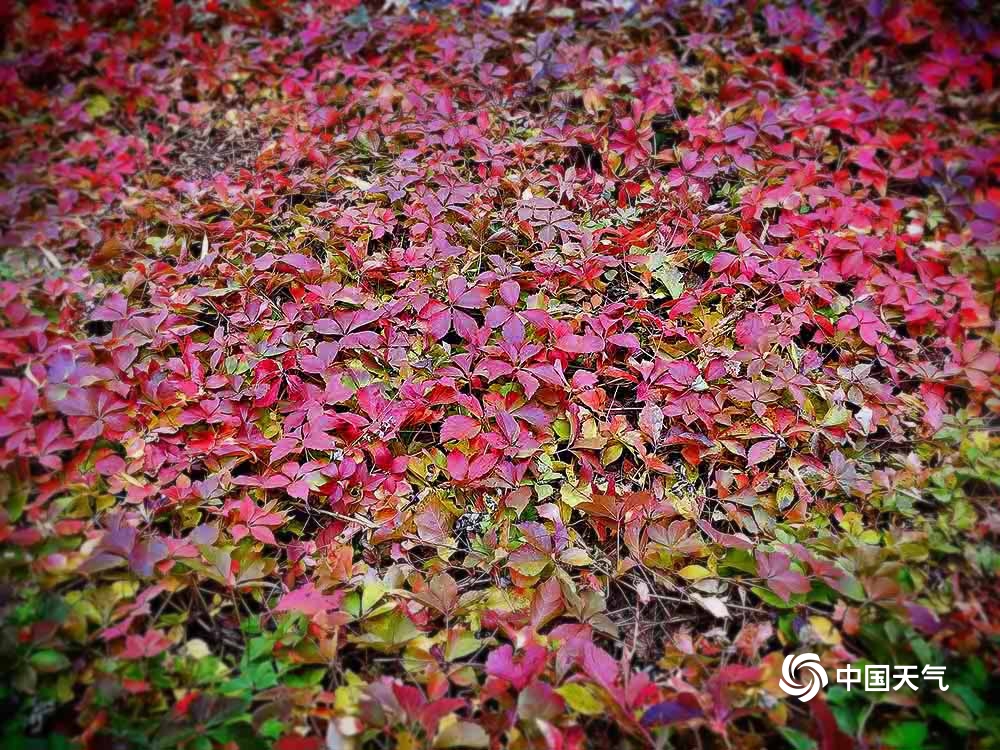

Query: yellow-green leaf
left=560, top=483, right=590, bottom=507
left=821, top=404, right=851, bottom=427
left=559, top=548, right=593, bottom=566
left=86, top=95, right=111, bottom=119
left=434, top=717, right=489, bottom=748
left=677, top=564, right=712, bottom=582
left=557, top=683, right=605, bottom=715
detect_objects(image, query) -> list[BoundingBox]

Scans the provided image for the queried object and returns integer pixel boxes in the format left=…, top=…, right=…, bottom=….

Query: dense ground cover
left=1, top=0, right=999, bottom=748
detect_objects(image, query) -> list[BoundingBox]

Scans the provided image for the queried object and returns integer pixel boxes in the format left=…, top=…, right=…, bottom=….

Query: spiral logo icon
left=779, top=653, right=828, bottom=702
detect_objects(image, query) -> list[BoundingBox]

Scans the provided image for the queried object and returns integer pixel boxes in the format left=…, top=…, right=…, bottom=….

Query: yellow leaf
left=677, top=564, right=712, bottom=582
left=535, top=484, right=554, bottom=501
left=839, top=512, right=863, bottom=535
left=445, top=630, right=481, bottom=661
left=777, top=483, right=795, bottom=511
left=361, top=581, right=386, bottom=614
left=560, top=483, right=590, bottom=508
left=509, top=557, right=549, bottom=577
left=86, top=95, right=111, bottom=118
left=671, top=494, right=698, bottom=520
left=859, top=530, right=881, bottom=544
left=601, top=443, right=624, bottom=466
left=559, top=548, right=593, bottom=566
left=574, top=418, right=607, bottom=450
left=821, top=404, right=850, bottom=427
left=557, top=683, right=605, bottom=715
left=808, top=616, right=841, bottom=646
left=434, top=716, right=489, bottom=748
left=334, top=671, right=365, bottom=713
left=183, top=638, right=211, bottom=659
left=582, top=88, right=606, bottom=114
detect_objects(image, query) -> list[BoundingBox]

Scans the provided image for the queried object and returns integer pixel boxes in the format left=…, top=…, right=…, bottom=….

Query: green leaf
left=29, top=650, right=70, bottom=673
left=361, top=581, right=386, bottom=614
left=751, top=585, right=797, bottom=609
left=248, top=636, right=273, bottom=662
left=352, top=611, right=420, bottom=652
left=779, top=727, right=817, bottom=750
left=553, top=419, right=570, bottom=441
left=882, top=722, right=927, bottom=749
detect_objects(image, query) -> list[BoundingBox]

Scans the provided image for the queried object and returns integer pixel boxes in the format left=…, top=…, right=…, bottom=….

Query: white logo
left=779, top=652, right=828, bottom=702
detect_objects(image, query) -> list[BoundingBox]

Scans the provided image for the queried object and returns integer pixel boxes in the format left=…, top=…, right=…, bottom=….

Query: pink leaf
left=639, top=403, right=664, bottom=444
left=556, top=333, right=605, bottom=354
left=277, top=253, right=321, bottom=273
left=447, top=449, right=469, bottom=480
left=251, top=525, right=277, bottom=545
left=747, top=439, right=777, bottom=466
left=608, top=333, right=640, bottom=349
left=270, top=437, right=300, bottom=463
left=467, top=451, right=499, bottom=480
left=440, top=415, right=482, bottom=442
left=486, top=644, right=548, bottom=690
left=580, top=642, right=619, bottom=693
left=499, top=280, right=520, bottom=306
left=756, top=551, right=810, bottom=602
left=275, top=582, right=342, bottom=616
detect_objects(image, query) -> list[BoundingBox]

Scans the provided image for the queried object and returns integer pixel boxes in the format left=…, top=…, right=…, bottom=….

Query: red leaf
left=529, top=576, right=564, bottom=629
left=121, top=630, right=172, bottom=660
left=756, top=551, right=811, bottom=601
left=467, top=451, right=499, bottom=480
